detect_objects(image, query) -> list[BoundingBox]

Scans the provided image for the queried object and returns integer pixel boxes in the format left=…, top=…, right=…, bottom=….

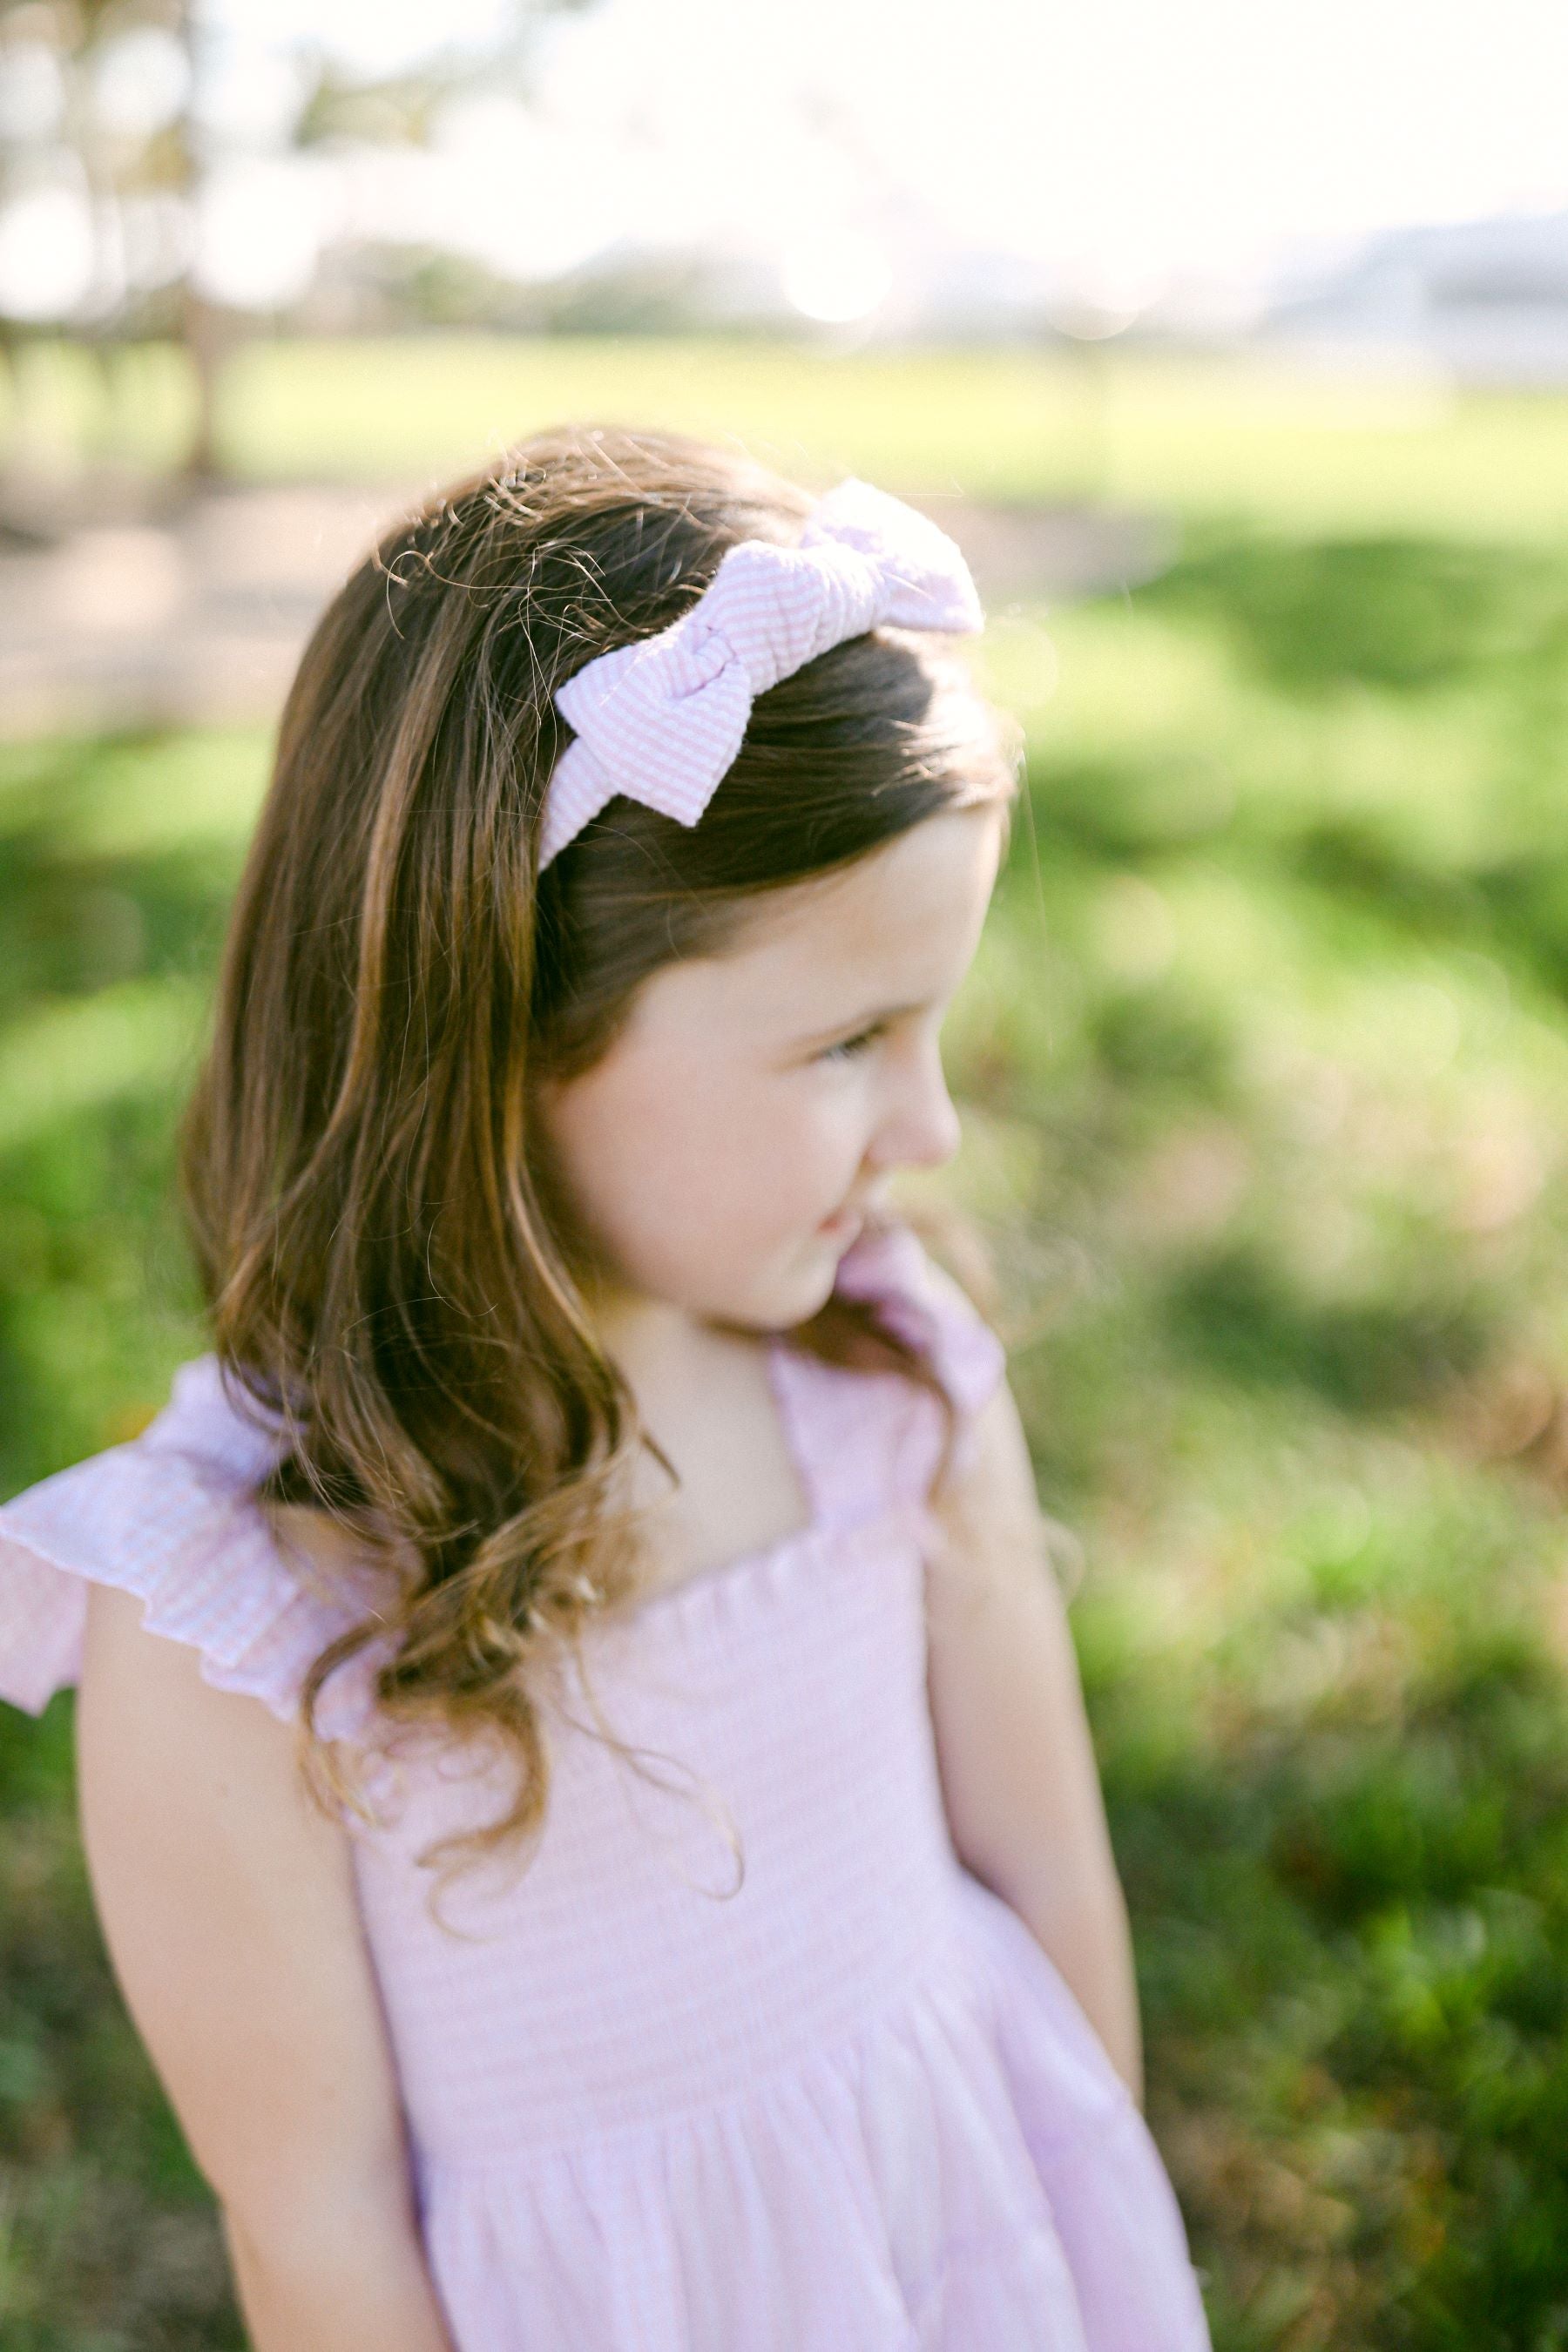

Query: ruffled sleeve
left=832, top=1221, right=1006, bottom=1421
left=801, top=1219, right=1007, bottom=1519
left=0, top=1357, right=385, bottom=1743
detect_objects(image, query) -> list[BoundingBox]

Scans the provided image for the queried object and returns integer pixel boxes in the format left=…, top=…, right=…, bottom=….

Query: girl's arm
left=924, top=1376, right=1144, bottom=2105
left=75, top=1583, right=456, bottom=2352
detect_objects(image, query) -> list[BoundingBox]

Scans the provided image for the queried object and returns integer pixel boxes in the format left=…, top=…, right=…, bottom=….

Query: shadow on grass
left=1027, top=744, right=1568, bottom=1017
left=1105, top=1605, right=1568, bottom=2349
left=0, top=774, right=229, bottom=1024
left=1139, top=534, right=1568, bottom=698
left=1165, top=1243, right=1494, bottom=1416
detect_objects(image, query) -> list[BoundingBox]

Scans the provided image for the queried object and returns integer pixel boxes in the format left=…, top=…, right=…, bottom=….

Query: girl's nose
left=872, top=1037, right=963, bottom=1173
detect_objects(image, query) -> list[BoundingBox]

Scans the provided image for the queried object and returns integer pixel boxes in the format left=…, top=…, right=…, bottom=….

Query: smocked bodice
left=0, top=1227, right=1213, bottom=2351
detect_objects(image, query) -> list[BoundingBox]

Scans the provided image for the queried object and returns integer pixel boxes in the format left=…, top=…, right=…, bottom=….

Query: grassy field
left=6, top=343, right=1568, bottom=2346
left=11, top=330, right=1568, bottom=538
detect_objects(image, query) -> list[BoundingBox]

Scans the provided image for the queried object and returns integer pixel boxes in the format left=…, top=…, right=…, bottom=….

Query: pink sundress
left=0, top=1222, right=1212, bottom=2350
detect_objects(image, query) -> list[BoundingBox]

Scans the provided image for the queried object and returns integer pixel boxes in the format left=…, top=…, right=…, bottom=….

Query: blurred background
left=7, top=2, right=1568, bottom=2345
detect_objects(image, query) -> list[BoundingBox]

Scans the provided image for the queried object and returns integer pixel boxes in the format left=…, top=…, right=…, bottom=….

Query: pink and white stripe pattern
left=538, top=477, right=983, bottom=869
left=0, top=1225, right=1214, bottom=2349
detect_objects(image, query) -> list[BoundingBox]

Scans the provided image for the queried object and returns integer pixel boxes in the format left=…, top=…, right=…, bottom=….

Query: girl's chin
left=789, top=1214, right=866, bottom=1311
left=754, top=1233, right=859, bottom=1328
left=711, top=1219, right=868, bottom=1329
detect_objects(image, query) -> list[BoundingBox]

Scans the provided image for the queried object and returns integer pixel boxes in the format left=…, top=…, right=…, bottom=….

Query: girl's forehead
left=741, top=805, right=1001, bottom=970
left=635, top=807, right=1003, bottom=1046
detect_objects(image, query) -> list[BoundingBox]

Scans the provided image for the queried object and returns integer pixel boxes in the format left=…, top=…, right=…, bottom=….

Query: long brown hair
left=181, top=424, right=1017, bottom=1882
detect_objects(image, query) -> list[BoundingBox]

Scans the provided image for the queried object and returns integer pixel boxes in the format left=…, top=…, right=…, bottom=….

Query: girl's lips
left=819, top=1205, right=865, bottom=1239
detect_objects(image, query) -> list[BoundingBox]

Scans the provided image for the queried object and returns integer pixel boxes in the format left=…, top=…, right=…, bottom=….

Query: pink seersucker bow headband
left=537, top=476, right=984, bottom=870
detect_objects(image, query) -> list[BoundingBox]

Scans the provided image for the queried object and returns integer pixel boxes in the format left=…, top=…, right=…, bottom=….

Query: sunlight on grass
left=10, top=334, right=1568, bottom=537
left=0, top=981, right=209, bottom=1156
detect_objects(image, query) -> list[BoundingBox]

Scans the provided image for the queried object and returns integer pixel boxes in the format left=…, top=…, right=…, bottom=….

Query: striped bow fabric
left=538, top=477, right=984, bottom=870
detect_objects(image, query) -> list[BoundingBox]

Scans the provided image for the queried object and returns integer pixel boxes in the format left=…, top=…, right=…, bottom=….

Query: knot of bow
left=539, top=477, right=983, bottom=869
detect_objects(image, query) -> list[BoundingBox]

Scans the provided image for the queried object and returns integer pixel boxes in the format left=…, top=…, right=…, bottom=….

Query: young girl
left=0, top=429, right=1211, bottom=2351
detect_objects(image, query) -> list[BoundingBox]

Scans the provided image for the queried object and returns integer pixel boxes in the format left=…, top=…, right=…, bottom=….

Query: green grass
left=10, top=457, right=1568, bottom=2340
left=952, top=538, right=1568, bottom=2347
left=11, top=332, right=1568, bottom=537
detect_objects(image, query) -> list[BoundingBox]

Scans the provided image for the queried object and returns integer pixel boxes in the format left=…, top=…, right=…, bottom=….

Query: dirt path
left=0, top=479, right=1170, bottom=737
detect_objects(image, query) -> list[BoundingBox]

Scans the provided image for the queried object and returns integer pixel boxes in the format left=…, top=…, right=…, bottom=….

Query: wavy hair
left=179, top=424, right=1017, bottom=1887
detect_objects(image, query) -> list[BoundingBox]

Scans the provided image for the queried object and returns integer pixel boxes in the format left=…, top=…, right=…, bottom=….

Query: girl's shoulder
left=0, top=1359, right=379, bottom=1738
left=777, top=1220, right=1008, bottom=1528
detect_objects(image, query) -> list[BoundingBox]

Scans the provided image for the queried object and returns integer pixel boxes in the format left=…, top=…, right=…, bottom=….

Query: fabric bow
left=539, top=477, right=983, bottom=869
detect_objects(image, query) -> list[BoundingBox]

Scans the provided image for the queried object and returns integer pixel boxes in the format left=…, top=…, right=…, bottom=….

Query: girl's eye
left=819, top=1024, right=883, bottom=1064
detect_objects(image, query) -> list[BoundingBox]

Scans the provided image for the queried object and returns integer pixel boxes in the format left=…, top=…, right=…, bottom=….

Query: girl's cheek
left=807, top=1091, right=875, bottom=1184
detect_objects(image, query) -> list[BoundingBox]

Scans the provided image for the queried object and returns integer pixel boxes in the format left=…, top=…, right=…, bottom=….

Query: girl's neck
left=581, top=1277, right=727, bottom=1398
left=578, top=1277, right=809, bottom=1593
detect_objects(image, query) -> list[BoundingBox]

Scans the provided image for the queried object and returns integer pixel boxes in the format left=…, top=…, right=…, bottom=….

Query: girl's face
left=535, top=805, right=1004, bottom=1333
